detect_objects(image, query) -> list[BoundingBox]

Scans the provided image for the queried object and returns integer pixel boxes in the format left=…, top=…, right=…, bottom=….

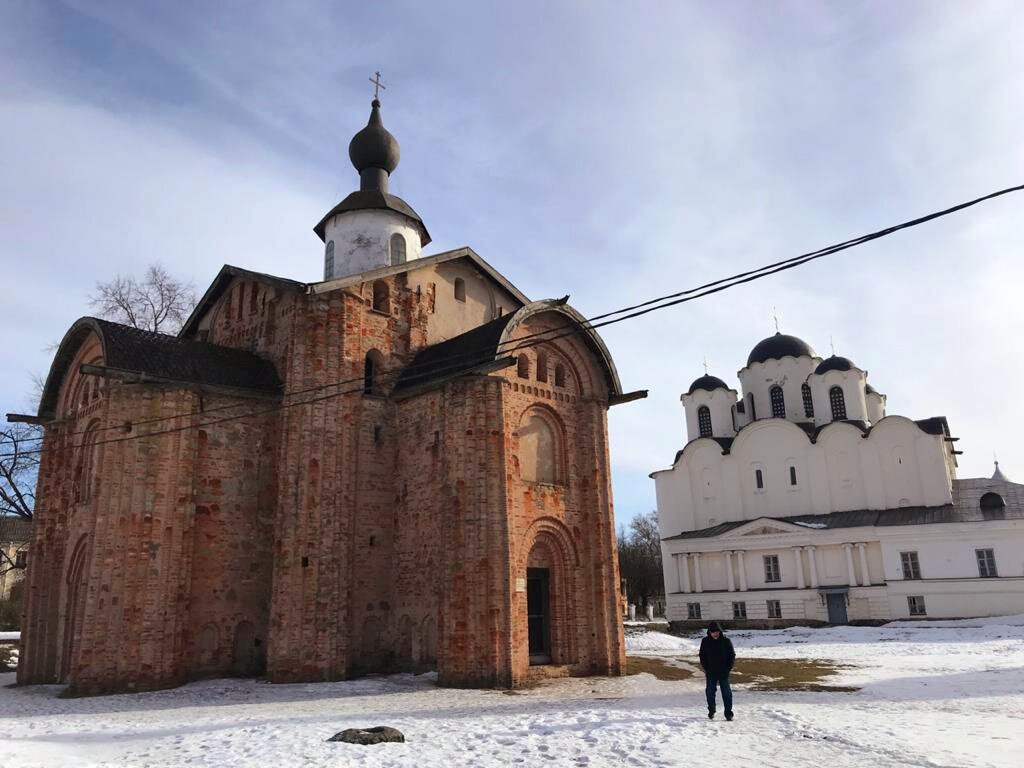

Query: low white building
left=652, top=332, right=1024, bottom=625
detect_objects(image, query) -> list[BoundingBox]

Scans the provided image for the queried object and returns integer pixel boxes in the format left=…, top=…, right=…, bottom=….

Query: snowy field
left=1, top=617, right=1022, bottom=768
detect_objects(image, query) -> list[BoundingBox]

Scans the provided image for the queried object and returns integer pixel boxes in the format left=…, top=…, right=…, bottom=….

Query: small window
left=687, top=602, right=702, bottom=620
left=389, top=233, right=406, bottom=266
left=236, top=284, right=244, bottom=320
left=536, top=351, right=548, bottom=383
left=770, top=386, right=786, bottom=418
left=454, top=277, right=466, bottom=302
left=324, top=240, right=335, bottom=279
left=496, top=306, right=503, bottom=317
left=372, top=280, right=390, bottom=313
left=976, top=548, right=998, bottom=578
left=900, top=551, right=921, bottom=580
left=554, top=364, right=566, bottom=388
left=697, top=406, right=713, bottom=438
left=829, top=386, right=847, bottom=420
left=802, top=383, right=814, bottom=418
left=766, top=599, right=781, bottom=619
left=732, top=601, right=747, bottom=619
left=748, top=393, right=757, bottom=420
left=14, top=550, right=27, bottom=569
left=907, top=595, right=927, bottom=616
left=249, top=283, right=258, bottom=315
left=755, top=468, right=764, bottom=490
left=364, top=350, right=384, bottom=395
left=789, top=465, right=798, bottom=486
left=517, top=354, right=530, bottom=379
left=763, top=555, right=780, bottom=583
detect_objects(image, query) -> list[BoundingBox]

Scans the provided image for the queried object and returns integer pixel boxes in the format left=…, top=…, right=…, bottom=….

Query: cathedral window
left=748, top=393, right=757, bottom=420
left=390, top=233, right=407, bottom=266
left=325, top=240, right=335, bottom=279
left=74, top=420, right=101, bottom=503
left=536, top=351, right=548, bottom=383
left=697, top=406, right=713, bottom=438
left=802, top=383, right=814, bottom=418
left=519, top=410, right=560, bottom=484
left=829, top=386, right=847, bottom=420
left=554, top=364, right=566, bottom=388
left=755, top=468, right=764, bottom=490
left=364, top=350, right=384, bottom=395
left=517, top=354, right=530, bottom=379
left=454, top=277, right=466, bottom=302
left=789, top=465, right=798, bottom=486
left=770, top=386, right=786, bottom=418
left=372, top=280, right=390, bottom=313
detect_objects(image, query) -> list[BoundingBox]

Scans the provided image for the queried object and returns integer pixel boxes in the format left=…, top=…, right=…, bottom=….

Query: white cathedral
left=652, top=332, right=1024, bottom=625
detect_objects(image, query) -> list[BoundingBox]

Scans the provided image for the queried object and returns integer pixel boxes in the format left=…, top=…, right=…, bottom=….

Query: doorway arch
left=60, top=535, right=90, bottom=682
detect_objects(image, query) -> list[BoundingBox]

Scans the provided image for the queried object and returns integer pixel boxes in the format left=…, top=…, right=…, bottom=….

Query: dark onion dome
left=687, top=374, right=730, bottom=396
left=746, top=332, right=816, bottom=366
left=815, top=355, right=855, bottom=375
left=349, top=99, right=400, bottom=174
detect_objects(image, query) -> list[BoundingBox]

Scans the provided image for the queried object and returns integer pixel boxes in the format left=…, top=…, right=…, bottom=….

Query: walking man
left=699, top=621, right=735, bottom=721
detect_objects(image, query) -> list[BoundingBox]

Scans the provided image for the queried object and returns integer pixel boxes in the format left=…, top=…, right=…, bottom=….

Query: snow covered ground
left=1, top=618, right=1022, bottom=768
left=0, top=631, right=20, bottom=641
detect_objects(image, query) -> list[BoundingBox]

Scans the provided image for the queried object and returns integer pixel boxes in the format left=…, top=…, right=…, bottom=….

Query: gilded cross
left=369, top=71, right=386, bottom=100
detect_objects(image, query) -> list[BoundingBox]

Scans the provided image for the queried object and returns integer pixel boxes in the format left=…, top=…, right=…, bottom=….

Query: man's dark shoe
left=708, top=711, right=715, bottom=720
left=725, top=712, right=734, bottom=721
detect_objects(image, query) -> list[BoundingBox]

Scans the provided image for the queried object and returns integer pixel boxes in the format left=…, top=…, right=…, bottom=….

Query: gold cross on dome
left=369, top=71, right=386, bottom=100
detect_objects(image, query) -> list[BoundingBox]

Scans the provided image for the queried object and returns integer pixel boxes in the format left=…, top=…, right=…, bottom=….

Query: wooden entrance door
left=527, top=567, right=551, bottom=665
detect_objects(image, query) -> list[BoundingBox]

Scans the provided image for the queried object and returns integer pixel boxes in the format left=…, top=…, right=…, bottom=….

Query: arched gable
left=39, top=318, right=108, bottom=420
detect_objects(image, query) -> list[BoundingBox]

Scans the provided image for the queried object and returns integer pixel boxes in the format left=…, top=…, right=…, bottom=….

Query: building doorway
left=527, top=567, right=551, bottom=665
left=825, top=592, right=848, bottom=624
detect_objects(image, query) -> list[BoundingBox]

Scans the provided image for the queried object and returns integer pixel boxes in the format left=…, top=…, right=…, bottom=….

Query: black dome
left=746, top=333, right=816, bottom=366
left=815, top=356, right=855, bottom=375
left=348, top=99, right=400, bottom=174
left=688, top=374, right=729, bottom=395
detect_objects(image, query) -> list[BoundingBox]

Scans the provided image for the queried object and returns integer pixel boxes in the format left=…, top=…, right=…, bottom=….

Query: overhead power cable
left=2, top=182, right=1021, bottom=458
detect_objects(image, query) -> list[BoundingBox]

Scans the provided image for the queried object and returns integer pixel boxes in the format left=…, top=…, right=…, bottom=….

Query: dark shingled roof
left=0, top=516, right=32, bottom=543
left=663, top=502, right=1024, bottom=540
left=393, top=314, right=515, bottom=394
left=687, top=374, right=730, bottom=395
left=39, top=318, right=281, bottom=418
left=815, top=355, right=855, bottom=374
left=313, top=191, right=430, bottom=245
left=747, top=332, right=816, bottom=366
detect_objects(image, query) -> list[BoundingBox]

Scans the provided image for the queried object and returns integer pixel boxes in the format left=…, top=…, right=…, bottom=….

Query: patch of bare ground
left=626, top=656, right=695, bottom=681
left=731, top=657, right=859, bottom=692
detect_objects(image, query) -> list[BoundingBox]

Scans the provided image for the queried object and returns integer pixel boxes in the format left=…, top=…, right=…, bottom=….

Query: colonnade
left=672, top=542, right=873, bottom=593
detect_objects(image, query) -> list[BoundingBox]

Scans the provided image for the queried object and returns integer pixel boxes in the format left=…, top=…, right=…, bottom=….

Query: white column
left=725, top=551, right=736, bottom=592
left=792, top=547, right=806, bottom=589
left=676, top=553, right=691, bottom=593
left=693, top=553, right=703, bottom=593
left=737, top=550, right=748, bottom=591
left=857, top=543, right=870, bottom=587
left=843, top=543, right=857, bottom=586
left=806, top=546, right=819, bottom=588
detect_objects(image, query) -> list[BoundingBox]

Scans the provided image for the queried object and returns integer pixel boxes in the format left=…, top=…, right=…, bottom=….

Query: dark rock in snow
left=328, top=726, right=405, bottom=745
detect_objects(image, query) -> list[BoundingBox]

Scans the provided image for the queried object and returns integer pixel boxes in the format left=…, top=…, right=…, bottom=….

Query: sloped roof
left=313, top=190, right=430, bottom=245
left=39, top=318, right=281, bottom=419
left=180, top=265, right=306, bottom=338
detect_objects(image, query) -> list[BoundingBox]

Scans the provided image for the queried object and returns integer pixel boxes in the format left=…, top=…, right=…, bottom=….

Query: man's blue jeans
left=705, top=672, right=733, bottom=714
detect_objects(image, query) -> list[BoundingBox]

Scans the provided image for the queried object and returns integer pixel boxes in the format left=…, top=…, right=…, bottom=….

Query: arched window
left=755, top=468, right=764, bottom=490
left=554, top=364, right=566, bottom=388
left=75, top=421, right=101, bottom=503
left=536, top=351, right=548, bottom=383
left=697, top=405, right=713, bottom=437
left=789, top=466, right=798, bottom=486
left=364, top=350, right=384, bottom=395
left=390, top=233, right=406, bottom=266
left=454, top=277, right=466, bottom=302
left=235, top=284, right=244, bottom=320
left=517, top=354, right=530, bottom=379
left=802, top=383, right=814, bottom=418
left=519, top=411, right=559, bottom=484
left=829, top=386, right=847, bottom=420
left=372, top=280, right=390, bottom=313
left=249, top=283, right=258, bottom=315
left=748, top=393, right=757, bottom=420
left=324, top=240, right=335, bottom=279
left=770, top=386, right=786, bottom=418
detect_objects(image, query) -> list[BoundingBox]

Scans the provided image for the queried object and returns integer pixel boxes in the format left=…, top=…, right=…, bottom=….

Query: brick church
left=18, top=96, right=636, bottom=695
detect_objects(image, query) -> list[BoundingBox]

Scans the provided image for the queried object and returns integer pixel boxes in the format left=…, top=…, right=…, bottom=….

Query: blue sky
left=2, top=1, right=1023, bottom=526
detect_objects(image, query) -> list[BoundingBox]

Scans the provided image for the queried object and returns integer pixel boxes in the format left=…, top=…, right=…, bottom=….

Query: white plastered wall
left=323, top=210, right=423, bottom=279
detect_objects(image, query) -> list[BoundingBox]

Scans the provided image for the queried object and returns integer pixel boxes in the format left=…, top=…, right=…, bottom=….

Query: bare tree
left=617, top=510, right=664, bottom=612
left=0, top=423, right=38, bottom=577
left=88, top=263, right=197, bottom=333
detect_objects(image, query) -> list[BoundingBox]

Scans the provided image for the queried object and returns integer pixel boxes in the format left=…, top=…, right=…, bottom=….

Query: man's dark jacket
left=698, top=622, right=735, bottom=677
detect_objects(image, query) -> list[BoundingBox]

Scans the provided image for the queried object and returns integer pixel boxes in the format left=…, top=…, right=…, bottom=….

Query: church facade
left=17, top=99, right=630, bottom=695
left=653, top=333, right=1024, bottom=626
